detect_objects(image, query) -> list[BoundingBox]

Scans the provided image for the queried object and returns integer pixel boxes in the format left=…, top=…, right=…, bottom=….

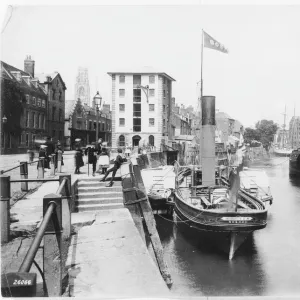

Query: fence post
left=37, top=158, right=44, bottom=179
left=59, top=175, right=71, bottom=240
left=43, top=193, right=62, bottom=297
left=50, top=154, right=56, bottom=176
left=57, top=150, right=62, bottom=173
left=20, top=162, right=28, bottom=191
left=1, top=176, right=10, bottom=244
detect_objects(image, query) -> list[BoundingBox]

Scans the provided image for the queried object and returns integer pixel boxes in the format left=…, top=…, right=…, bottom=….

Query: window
left=94, top=122, right=96, bottom=130
left=32, top=97, right=36, bottom=105
left=32, top=112, right=35, bottom=128
left=52, top=130, right=56, bottom=138
left=119, top=104, right=125, bottom=112
left=42, top=100, right=46, bottom=108
left=119, top=89, right=125, bottom=97
left=119, top=135, right=125, bottom=147
left=37, top=98, right=41, bottom=107
left=133, top=75, right=141, bottom=87
left=52, top=90, right=56, bottom=100
left=59, top=91, right=62, bottom=101
left=149, top=118, right=155, bottom=127
left=26, top=133, right=29, bottom=146
left=119, top=118, right=125, bottom=126
left=119, top=75, right=125, bottom=83
left=40, top=114, right=43, bottom=129
left=26, top=111, right=30, bottom=127
left=149, top=89, right=155, bottom=97
left=133, top=89, right=141, bottom=102
left=163, top=105, right=166, bottom=112
left=149, top=75, right=155, bottom=84
left=89, top=121, right=92, bottom=130
left=52, top=107, right=56, bottom=121
left=133, top=104, right=141, bottom=117
left=77, top=121, right=82, bottom=130
left=149, top=135, right=154, bottom=146
left=149, top=104, right=155, bottom=111
left=59, top=109, right=62, bottom=122
left=37, top=114, right=40, bottom=128
left=163, top=90, right=166, bottom=98
left=133, top=118, right=141, bottom=132
left=26, top=95, right=30, bottom=104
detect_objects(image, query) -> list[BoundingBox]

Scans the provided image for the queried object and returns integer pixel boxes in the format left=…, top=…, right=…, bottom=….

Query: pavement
left=1, top=151, right=171, bottom=297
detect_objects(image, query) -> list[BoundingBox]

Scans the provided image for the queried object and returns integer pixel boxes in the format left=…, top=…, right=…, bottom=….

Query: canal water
left=155, top=157, right=300, bottom=297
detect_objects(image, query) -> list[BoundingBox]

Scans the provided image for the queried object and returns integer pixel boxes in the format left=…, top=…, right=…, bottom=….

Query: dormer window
left=32, top=97, right=36, bottom=105
left=11, top=71, right=21, bottom=81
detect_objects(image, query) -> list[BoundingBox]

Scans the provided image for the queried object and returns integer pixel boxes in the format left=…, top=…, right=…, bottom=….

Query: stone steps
left=75, top=178, right=124, bottom=212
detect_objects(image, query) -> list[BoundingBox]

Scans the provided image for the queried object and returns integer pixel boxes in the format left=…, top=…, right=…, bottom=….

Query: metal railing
left=1, top=174, right=72, bottom=297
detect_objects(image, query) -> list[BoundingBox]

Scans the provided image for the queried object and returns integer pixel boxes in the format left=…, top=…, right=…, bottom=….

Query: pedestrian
left=85, top=142, right=99, bottom=176
left=97, top=142, right=110, bottom=174
left=74, top=142, right=84, bottom=174
left=54, top=141, right=64, bottom=170
left=38, top=145, right=50, bottom=169
left=45, top=136, right=55, bottom=156
left=101, top=148, right=127, bottom=187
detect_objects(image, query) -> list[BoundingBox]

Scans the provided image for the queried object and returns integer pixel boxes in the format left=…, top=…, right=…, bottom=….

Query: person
left=45, top=136, right=55, bottom=156
left=38, top=145, right=50, bottom=169
left=98, top=142, right=110, bottom=174
left=85, top=142, right=100, bottom=176
left=74, top=143, right=84, bottom=174
left=54, top=142, right=64, bottom=170
left=96, top=138, right=103, bottom=153
left=101, top=148, right=127, bottom=187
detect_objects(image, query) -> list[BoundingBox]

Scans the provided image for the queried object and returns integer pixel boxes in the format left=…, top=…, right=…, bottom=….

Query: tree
left=244, top=127, right=260, bottom=144
left=255, top=120, right=278, bottom=151
left=1, top=78, right=25, bottom=136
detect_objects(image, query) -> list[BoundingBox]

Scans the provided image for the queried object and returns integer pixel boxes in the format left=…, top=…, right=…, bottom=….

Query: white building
left=107, top=69, right=176, bottom=149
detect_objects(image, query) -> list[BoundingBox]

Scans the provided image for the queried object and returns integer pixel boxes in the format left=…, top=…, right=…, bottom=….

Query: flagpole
left=200, top=29, right=204, bottom=99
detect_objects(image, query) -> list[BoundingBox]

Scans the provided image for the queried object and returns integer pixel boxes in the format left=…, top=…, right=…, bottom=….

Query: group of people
left=38, top=137, right=64, bottom=170
left=74, top=138, right=127, bottom=186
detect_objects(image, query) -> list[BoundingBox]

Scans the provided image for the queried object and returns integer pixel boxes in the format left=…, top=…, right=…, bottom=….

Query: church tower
left=75, top=67, right=91, bottom=106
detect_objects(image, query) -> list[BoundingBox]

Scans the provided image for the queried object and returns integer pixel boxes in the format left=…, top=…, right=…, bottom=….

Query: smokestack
left=24, top=55, right=35, bottom=78
left=201, top=96, right=216, bottom=186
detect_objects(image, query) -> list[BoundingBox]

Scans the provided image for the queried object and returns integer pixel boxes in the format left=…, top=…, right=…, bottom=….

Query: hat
left=40, top=145, right=48, bottom=149
left=75, top=138, right=81, bottom=142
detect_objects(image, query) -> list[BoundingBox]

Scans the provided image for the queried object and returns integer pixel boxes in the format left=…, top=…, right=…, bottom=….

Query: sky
left=1, top=2, right=300, bottom=128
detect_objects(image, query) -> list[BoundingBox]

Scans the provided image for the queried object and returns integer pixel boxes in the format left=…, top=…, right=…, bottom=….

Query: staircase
left=75, top=178, right=124, bottom=212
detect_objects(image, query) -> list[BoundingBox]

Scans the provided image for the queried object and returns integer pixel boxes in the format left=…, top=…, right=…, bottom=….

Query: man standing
left=101, top=148, right=127, bottom=187
left=85, top=142, right=99, bottom=176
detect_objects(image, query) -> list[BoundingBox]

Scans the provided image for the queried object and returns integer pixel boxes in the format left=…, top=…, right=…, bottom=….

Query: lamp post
left=2, top=115, right=7, bottom=152
left=93, top=91, right=102, bottom=142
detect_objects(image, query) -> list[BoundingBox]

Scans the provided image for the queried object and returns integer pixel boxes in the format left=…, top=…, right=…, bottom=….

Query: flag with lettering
left=203, top=31, right=228, bottom=54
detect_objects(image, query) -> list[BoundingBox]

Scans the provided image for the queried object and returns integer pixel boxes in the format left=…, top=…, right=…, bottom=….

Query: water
left=155, top=157, right=300, bottom=297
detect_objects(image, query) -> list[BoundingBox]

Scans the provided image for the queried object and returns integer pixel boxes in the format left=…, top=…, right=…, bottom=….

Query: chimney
left=24, top=55, right=35, bottom=77
left=201, top=96, right=216, bottom=186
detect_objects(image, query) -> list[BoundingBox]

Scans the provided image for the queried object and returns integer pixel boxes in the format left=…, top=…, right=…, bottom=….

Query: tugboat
left=173, top=96, right=268, bottom=260
left=289, top=148, right=300, bottom=177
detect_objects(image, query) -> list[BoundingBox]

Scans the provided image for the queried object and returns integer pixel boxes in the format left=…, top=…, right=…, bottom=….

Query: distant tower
left=75, top=67, right=91, bottom=106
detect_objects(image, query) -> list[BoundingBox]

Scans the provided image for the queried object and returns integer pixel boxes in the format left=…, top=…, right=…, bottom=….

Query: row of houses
left=0, top=56, right=112, bottom=154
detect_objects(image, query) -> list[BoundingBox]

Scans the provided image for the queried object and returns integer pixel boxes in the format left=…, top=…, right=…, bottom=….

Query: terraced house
left=1, top=58, right=48, bottom=154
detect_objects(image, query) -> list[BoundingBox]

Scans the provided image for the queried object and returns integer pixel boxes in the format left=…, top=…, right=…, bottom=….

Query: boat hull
left=289, top=150, right=300, bottom=176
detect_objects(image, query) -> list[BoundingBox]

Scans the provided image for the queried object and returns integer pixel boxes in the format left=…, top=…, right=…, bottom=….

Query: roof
left=174, top=135, right=195, bottom=141
left=107, top=66, right=176, bottom=81
left=216, top=111, right=232, bottom=119
left=65, top=100, right=77, bottom=119
left=35, top=72, right=67, bottom=90
left=1, top=61, right=47, bottom=95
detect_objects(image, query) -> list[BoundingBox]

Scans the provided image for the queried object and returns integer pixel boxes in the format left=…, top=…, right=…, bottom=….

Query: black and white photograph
left=1, top=0, right=300, bottom=298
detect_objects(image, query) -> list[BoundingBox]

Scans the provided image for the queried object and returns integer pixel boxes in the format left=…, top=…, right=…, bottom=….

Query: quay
left=1, top=153, right=171, bottom=297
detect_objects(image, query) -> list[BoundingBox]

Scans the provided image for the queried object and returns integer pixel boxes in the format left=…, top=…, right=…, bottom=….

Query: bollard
left=43, top=193, right=62, bottom=297
left=58, top=175, right=71, bottom=240
left=57, top=150, right=62, bottom=173
left=20, top=161, right=28, bottom=192
left=50, top=155, right=56, bottom=176
left=1, top=176, right=10, bottom=244
left=37, top=158, right=44, bottom=179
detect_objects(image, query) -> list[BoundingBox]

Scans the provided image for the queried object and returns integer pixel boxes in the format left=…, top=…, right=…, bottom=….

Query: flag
left=203, top=30, right=228, bottom=54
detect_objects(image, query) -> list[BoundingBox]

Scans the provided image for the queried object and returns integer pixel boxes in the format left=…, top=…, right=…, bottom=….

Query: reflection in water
left=154, top=157, right=300, bottom=297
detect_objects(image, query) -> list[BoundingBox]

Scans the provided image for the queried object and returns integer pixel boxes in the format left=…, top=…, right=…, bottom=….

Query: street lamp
left=93, top=91, right=102, bottom=142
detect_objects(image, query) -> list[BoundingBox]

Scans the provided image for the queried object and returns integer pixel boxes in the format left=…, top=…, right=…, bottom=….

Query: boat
left=289, top=148, right=300, bottom=177
left=141, top=166, right=175, bottom=215
left=173, top=96, right=269, bottom=260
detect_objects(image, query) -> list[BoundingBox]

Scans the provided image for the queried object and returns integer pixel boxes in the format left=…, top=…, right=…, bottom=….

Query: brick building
left=107, top=69, right=176, bottom=149
left=36, top=70, right=67, bottom=144
left=1, top=58, right=48, bottom=154
left=64, top=98, right=112, bottom=150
